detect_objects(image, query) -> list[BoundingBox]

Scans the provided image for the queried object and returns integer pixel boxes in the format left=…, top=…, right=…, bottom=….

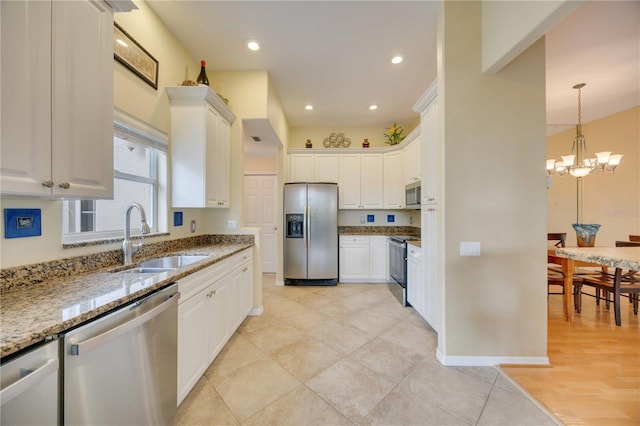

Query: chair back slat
left=548, top=232, right=567, bottom=248
left=629, top=235, right=640, bottom=242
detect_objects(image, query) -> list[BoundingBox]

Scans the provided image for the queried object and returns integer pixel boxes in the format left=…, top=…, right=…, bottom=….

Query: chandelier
left=546, top=83, right=623, bottom=177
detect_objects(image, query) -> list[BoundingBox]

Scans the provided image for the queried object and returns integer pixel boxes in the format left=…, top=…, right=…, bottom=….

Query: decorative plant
left=384, top=123, right=406, bottom=145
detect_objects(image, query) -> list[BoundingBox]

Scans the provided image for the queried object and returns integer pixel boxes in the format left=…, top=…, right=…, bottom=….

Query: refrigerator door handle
left=307, top=205, right=311, bottom=247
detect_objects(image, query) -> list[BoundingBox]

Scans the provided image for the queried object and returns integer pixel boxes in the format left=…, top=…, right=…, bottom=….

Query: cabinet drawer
left=339, top=235, right=369, bottom=245
left=227, top=248, right=253, bottom=271
left=178, top=261, right=228, bottom=302
left=407, top=245, right=422, bottom=260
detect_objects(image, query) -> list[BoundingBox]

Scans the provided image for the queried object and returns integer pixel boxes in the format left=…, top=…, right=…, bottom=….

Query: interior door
left=243, top=174, right=277, bottom=273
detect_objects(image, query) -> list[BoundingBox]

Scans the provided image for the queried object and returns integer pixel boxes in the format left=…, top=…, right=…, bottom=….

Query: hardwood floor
left=502, top=289, right=640, bottom=425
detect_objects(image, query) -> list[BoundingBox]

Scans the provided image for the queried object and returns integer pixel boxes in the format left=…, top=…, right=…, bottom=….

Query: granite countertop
left=555, top=247, right=640, bottom=271
left=338, top=226, right=420, bottom=237
left=1, top=239, right=253, bottom=359
left=408, top=240, right=422, bottom=248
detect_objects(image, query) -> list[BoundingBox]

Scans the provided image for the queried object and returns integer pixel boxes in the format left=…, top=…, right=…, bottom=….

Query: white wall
left=439, top=1, right=548, bottom=363
left=338, top=210, right=418, bottom=227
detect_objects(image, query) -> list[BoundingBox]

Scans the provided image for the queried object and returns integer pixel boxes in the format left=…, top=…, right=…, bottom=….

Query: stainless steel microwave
left=405, top=181, right=421, bottom=209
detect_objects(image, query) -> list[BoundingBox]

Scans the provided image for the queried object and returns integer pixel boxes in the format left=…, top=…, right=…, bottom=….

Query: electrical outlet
left=460, top=241, right=481, bottom=256
left=190, top=220, right=196, bottom=233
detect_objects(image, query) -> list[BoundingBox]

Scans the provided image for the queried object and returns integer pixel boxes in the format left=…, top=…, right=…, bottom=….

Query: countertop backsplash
left=0, top=234, right=254, bottom=293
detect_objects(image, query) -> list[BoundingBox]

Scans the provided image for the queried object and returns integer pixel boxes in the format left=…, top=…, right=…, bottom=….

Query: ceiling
left=146, top=1, right=639, bottom=135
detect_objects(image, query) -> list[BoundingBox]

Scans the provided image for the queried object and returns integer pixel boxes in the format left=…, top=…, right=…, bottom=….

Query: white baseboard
left=248, top=306, right=263, bottom=316
left=436, top=349, right=550, bottom=366
left=275, top=280, right=284, bottom=286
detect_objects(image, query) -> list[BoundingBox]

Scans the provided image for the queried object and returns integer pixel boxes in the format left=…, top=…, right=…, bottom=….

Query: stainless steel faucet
left=122, top=202, right=151, bottom=265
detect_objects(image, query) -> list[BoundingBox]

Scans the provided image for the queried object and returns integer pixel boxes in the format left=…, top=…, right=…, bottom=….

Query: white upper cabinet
left=289, top=153, right=339, bottom=183
left=1, top=0, right=127, bottom=198
left=360, top=154, right=384, bottom=208
left=338, top=154, right=383, bottom=209
left=288, top=154, right=314, bottom=182
left=313, top=154, right=339, bottom=183
left=167, top=86, right=236, bottom=208
left=383, top=151, right=404, bottom=209
left=402, top=136, right=422, bottom=185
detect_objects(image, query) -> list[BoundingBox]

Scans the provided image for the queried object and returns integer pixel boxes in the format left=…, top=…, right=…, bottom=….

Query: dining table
left=551, top=246, right=640, bottom=322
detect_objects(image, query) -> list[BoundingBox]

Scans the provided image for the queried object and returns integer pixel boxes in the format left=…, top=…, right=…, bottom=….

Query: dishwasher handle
left=70, top=290, right=178, bottom=356
left=0, top=358, right=58, bottom=405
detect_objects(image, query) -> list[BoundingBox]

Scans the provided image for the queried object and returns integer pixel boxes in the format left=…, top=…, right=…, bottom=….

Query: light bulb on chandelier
left=546, top=83, right=623, bottom=178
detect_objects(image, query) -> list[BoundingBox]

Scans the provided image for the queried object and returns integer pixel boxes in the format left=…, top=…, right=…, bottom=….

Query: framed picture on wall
left=113, top=22, right=159, bottom=90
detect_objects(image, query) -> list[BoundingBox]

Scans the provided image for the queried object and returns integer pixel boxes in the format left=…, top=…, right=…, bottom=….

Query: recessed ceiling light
left=246, top=39, right=261, bottom=51
left=391, top=56, right=404, bottom=64
left=368, top=104, right=378, bottom=110
left=305, top=105, right=314, bottom=110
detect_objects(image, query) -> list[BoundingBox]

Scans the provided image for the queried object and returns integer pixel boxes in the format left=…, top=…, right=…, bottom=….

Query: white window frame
left=62, top=109, right=168, bottom=243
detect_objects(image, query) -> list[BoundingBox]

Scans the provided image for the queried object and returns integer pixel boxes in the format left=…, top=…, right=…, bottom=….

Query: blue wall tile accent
left=367, top=214, right=375, bottom=223
left=173, top=211, right=183, bottom=226
left=4, top=209, right=42, bottom=239
left=387, top=214, right=395, bottom=223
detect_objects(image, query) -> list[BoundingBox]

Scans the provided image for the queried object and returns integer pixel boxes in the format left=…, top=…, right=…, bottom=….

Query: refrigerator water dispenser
left=286, top=214, right=304, bottom=238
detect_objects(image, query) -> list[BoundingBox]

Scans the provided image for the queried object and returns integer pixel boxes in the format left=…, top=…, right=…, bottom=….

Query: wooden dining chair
left=575, top=241, right=640, bottom=325
left=547, top=233, right=569, bottom=295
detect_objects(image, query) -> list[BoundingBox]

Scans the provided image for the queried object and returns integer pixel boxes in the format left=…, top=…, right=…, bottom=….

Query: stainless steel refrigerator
left=284, top=183, right=338, bottom=285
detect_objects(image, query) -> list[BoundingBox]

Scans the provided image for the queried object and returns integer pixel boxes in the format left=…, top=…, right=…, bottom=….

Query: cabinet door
left=369, top=236, right=389, bottom=280
left=241, top=261, right=253, bottom=316
left=407, top=253, right=423, bottom=316
left=178, top=291, right=209, bottom=404
left=421, top=100, right=439, bottom=205
left=314, top=154, right=339, bottom=183
left=338, top=155, right=361, bottom=209
left=208, top=280, right=230, bottom=363
left=52, top=0, right=114, bottom=198
left=402, top=137, right=421, bottom=186
left=229, top=267, right=245, bottom=332
left=212, top=114, right=230, bottom=207
left=289, top=154, right=314, bottom=183
left=422, top=206, right=439, bottom=331
left=0, top=1, right=52, bottom=196
left=360, top=154, right=383, bottom=208
left=383, top=151, right=404, bottom=209
left=339, top=236, right=370, bottom=281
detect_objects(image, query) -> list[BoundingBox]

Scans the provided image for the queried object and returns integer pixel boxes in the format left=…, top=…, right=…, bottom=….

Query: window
left=63, top=109, right=168, bottom=242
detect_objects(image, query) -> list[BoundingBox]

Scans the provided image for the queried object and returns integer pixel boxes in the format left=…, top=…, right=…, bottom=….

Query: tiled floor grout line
left=176, top=276, right=558, bottom=425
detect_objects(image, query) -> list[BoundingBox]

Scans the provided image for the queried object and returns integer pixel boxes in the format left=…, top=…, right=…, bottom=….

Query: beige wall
left=547, top=106, right=640, bottom=245
left=439, top=1, right=548, bottom=361
left=289, top=121, right=419, bottom=150
left=245, top=157, right=278, bottom=174
left=481, top=0, right=580, bottom=73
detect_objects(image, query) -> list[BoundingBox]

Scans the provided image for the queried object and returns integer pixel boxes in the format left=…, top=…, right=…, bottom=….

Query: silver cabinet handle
left=42, top=180, right=54, bottom=188
left=0, top=358, right=58, bottom=404
left=70, top=292, right=178, bottom=356
left=58, top=182, right=70, bottom=189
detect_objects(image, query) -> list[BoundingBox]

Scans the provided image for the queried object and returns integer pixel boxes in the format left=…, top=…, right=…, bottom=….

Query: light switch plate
left=460, top=241, right=481, bottom=256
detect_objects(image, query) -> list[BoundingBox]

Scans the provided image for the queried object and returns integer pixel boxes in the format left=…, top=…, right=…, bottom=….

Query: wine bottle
left=196, top=60, right=209, bottom=86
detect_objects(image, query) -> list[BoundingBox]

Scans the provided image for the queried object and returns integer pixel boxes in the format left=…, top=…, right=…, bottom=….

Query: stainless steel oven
left=389, top=235, right=417, bottom=307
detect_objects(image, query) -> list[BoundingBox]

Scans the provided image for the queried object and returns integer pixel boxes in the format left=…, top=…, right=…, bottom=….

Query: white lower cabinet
left=339, top=235, right=388, bottom=282
left=406, top=244, right=424, bottom=316
left=177, top=248, right=253, bottom=405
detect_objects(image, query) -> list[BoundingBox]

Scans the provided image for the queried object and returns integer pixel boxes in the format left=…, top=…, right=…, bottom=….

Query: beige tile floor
left=173, top=274, right=559, bottom=426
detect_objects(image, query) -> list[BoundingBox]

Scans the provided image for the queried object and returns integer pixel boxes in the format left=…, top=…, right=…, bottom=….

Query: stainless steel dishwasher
left=64, top=284, right=178, bottom=425
left=0, top=339, right=59, bottom=425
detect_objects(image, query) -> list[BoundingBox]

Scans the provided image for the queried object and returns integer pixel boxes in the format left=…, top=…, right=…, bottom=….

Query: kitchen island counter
left=1, top=235, right=253, bottom=358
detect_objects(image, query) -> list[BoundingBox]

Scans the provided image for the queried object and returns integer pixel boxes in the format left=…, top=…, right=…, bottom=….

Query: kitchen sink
left=111, top=255, right=209, bottom=274
left=119, top=267, right=177, bottom=274
left=139, top=255, right=209, bottom=269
